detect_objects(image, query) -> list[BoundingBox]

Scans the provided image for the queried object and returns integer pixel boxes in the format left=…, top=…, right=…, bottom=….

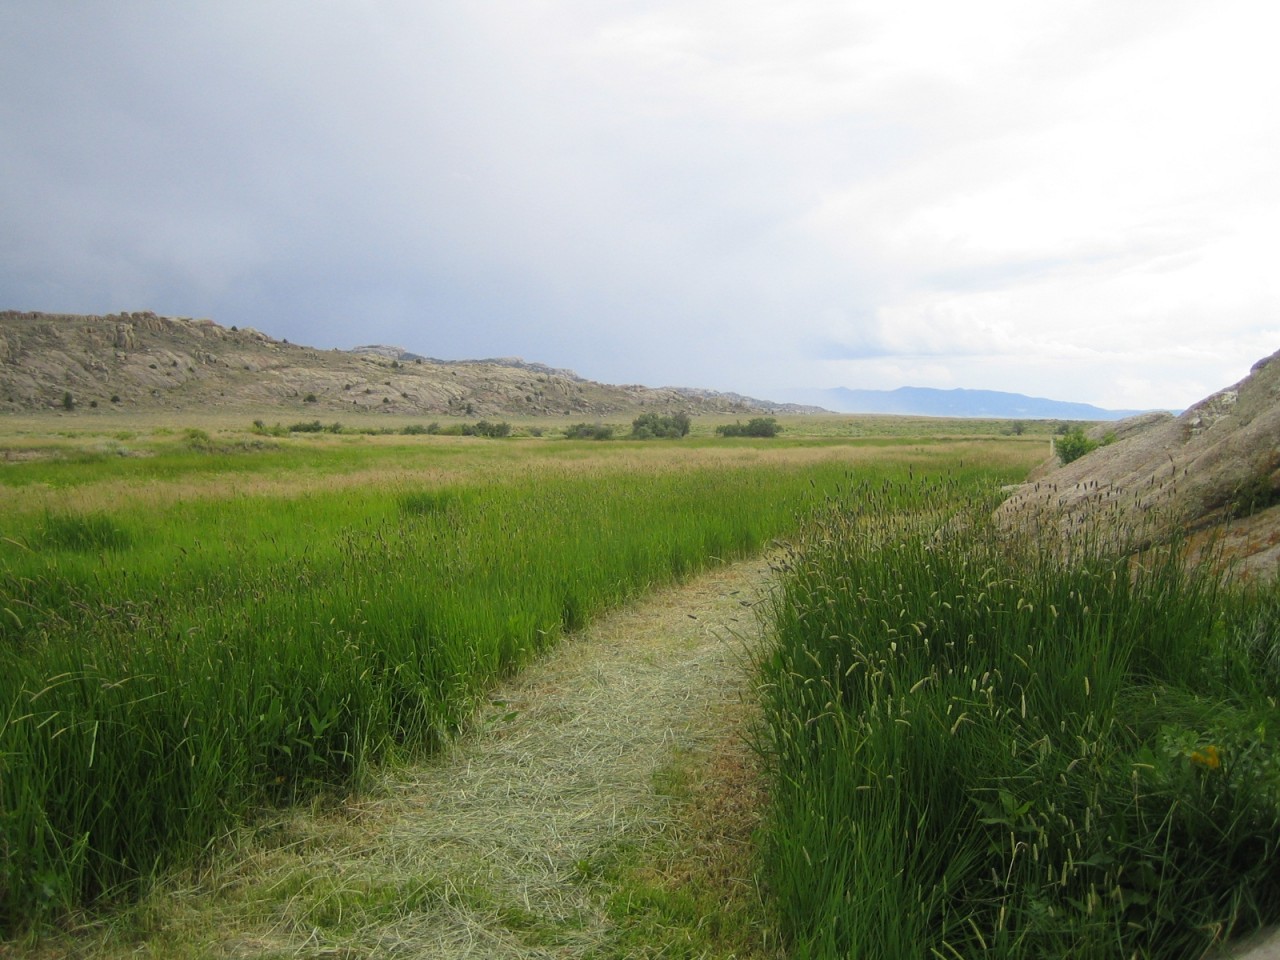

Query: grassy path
left=29, top=554, right=780, bottom=959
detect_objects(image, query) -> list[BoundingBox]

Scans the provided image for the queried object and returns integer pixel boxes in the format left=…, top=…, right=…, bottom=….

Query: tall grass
left=0, top=452, right=860, bottom=932
left=756, top=472, right=1280, bottom=958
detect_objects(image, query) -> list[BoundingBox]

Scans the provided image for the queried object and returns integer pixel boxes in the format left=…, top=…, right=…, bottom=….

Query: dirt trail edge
left=100, top=553, right=779, bottom=959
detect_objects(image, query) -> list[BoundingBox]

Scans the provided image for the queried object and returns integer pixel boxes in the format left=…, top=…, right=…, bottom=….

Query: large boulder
left=996, top=349, right=1280, bottom=579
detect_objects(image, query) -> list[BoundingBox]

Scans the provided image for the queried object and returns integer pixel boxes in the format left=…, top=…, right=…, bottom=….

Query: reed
left=756, top=472, right=1280, bottom=958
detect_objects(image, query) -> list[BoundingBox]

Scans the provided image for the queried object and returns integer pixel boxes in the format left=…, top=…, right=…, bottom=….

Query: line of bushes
left=251, top=419, right=512, bottom=438
left=561, top=414, right=783, bottom=441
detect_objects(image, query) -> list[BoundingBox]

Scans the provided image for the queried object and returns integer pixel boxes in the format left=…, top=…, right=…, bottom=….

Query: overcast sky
left=2, top=2, right=1277, bottom=410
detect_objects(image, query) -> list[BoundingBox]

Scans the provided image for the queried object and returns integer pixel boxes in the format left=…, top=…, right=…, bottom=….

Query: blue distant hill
left=812, top=386, right=1159, bottom=420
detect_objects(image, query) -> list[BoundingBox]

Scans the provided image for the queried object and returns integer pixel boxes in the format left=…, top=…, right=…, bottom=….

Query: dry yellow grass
left=0, top=425, right=1043, bottom=518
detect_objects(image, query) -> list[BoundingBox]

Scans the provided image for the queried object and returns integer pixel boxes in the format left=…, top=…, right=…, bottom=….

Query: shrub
left=184, top=427, right=213, bottom=451
left=1056, top=427, right=1098, bottom=464
left=630, top=412, right=691, bottom=439
left=303, top=393, right=318, bottom=403
left=251, top=420, right=289, bottom=437
left=464, top=420, right=511, bottom=438
left=716, top=417, right=781, bottom=438
left=563, top=423, right=615, bottom=440
left=1229, top=465, right=1280, bottom=518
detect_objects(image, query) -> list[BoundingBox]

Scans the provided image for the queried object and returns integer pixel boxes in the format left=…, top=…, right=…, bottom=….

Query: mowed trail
left=131, top=554, right=777, bottom=959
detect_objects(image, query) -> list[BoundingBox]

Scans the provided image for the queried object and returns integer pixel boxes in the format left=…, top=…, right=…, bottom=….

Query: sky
left=2, top=1, right=1278, bottom=411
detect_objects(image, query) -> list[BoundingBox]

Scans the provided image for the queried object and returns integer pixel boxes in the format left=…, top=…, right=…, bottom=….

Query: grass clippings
left=13, top=555, right=781, bottom=959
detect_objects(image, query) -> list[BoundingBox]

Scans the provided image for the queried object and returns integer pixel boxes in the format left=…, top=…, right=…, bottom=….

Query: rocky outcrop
left=996, top=349, right=1280, bottom=579
left=0, top=311, right=804, bottom=419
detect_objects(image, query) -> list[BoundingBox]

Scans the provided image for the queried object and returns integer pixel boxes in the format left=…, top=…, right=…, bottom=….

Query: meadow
left=0, top=415, right=1044, bottom=936
left=25, top=411, right=1273, bottom=958
left=757, top=471, right=1280, bottom=958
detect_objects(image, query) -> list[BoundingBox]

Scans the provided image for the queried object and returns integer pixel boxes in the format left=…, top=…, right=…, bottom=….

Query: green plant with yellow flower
left=1190, top=744, right=1222, bottom=769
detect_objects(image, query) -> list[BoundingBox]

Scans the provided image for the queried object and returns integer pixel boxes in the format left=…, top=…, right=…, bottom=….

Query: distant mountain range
left=1, top=310, right=1169, bottom=423
left=800, top=386, right=1161, bottom=421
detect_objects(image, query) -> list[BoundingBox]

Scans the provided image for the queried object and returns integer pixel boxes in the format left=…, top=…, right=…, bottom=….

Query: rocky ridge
left=0, top=311, right=811, bottom=419
left=996, top=348, right=1280, bottom=578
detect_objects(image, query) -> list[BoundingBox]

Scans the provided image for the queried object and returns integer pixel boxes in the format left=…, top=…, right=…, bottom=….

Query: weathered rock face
left=996, top=349, right=1280, bottom=579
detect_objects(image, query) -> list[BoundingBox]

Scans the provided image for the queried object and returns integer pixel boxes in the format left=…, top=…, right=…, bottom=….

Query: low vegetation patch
left=716, top=417, right=782, bottom=438
left=757, top=474, right=1280, bottom=958
left=38, top=510, right=132, bottom=553
left=255, top=418, right=512, bottom=438
left=563, top=422, right=615, bottom=440
left=395, top=488, right=469, bottom=517
left=285, top=418, right=339, bottom=434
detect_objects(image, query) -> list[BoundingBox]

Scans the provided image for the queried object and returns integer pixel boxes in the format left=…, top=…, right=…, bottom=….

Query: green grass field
left=0, top=415, right=1044, bottom=936
left=19, top=411, right=1271, bottom=958
left=756, top=471, right=1280, bottom=958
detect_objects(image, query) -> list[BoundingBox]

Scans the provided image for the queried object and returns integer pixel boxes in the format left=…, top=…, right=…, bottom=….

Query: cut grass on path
left=12, top=555, right=783, bottom=960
